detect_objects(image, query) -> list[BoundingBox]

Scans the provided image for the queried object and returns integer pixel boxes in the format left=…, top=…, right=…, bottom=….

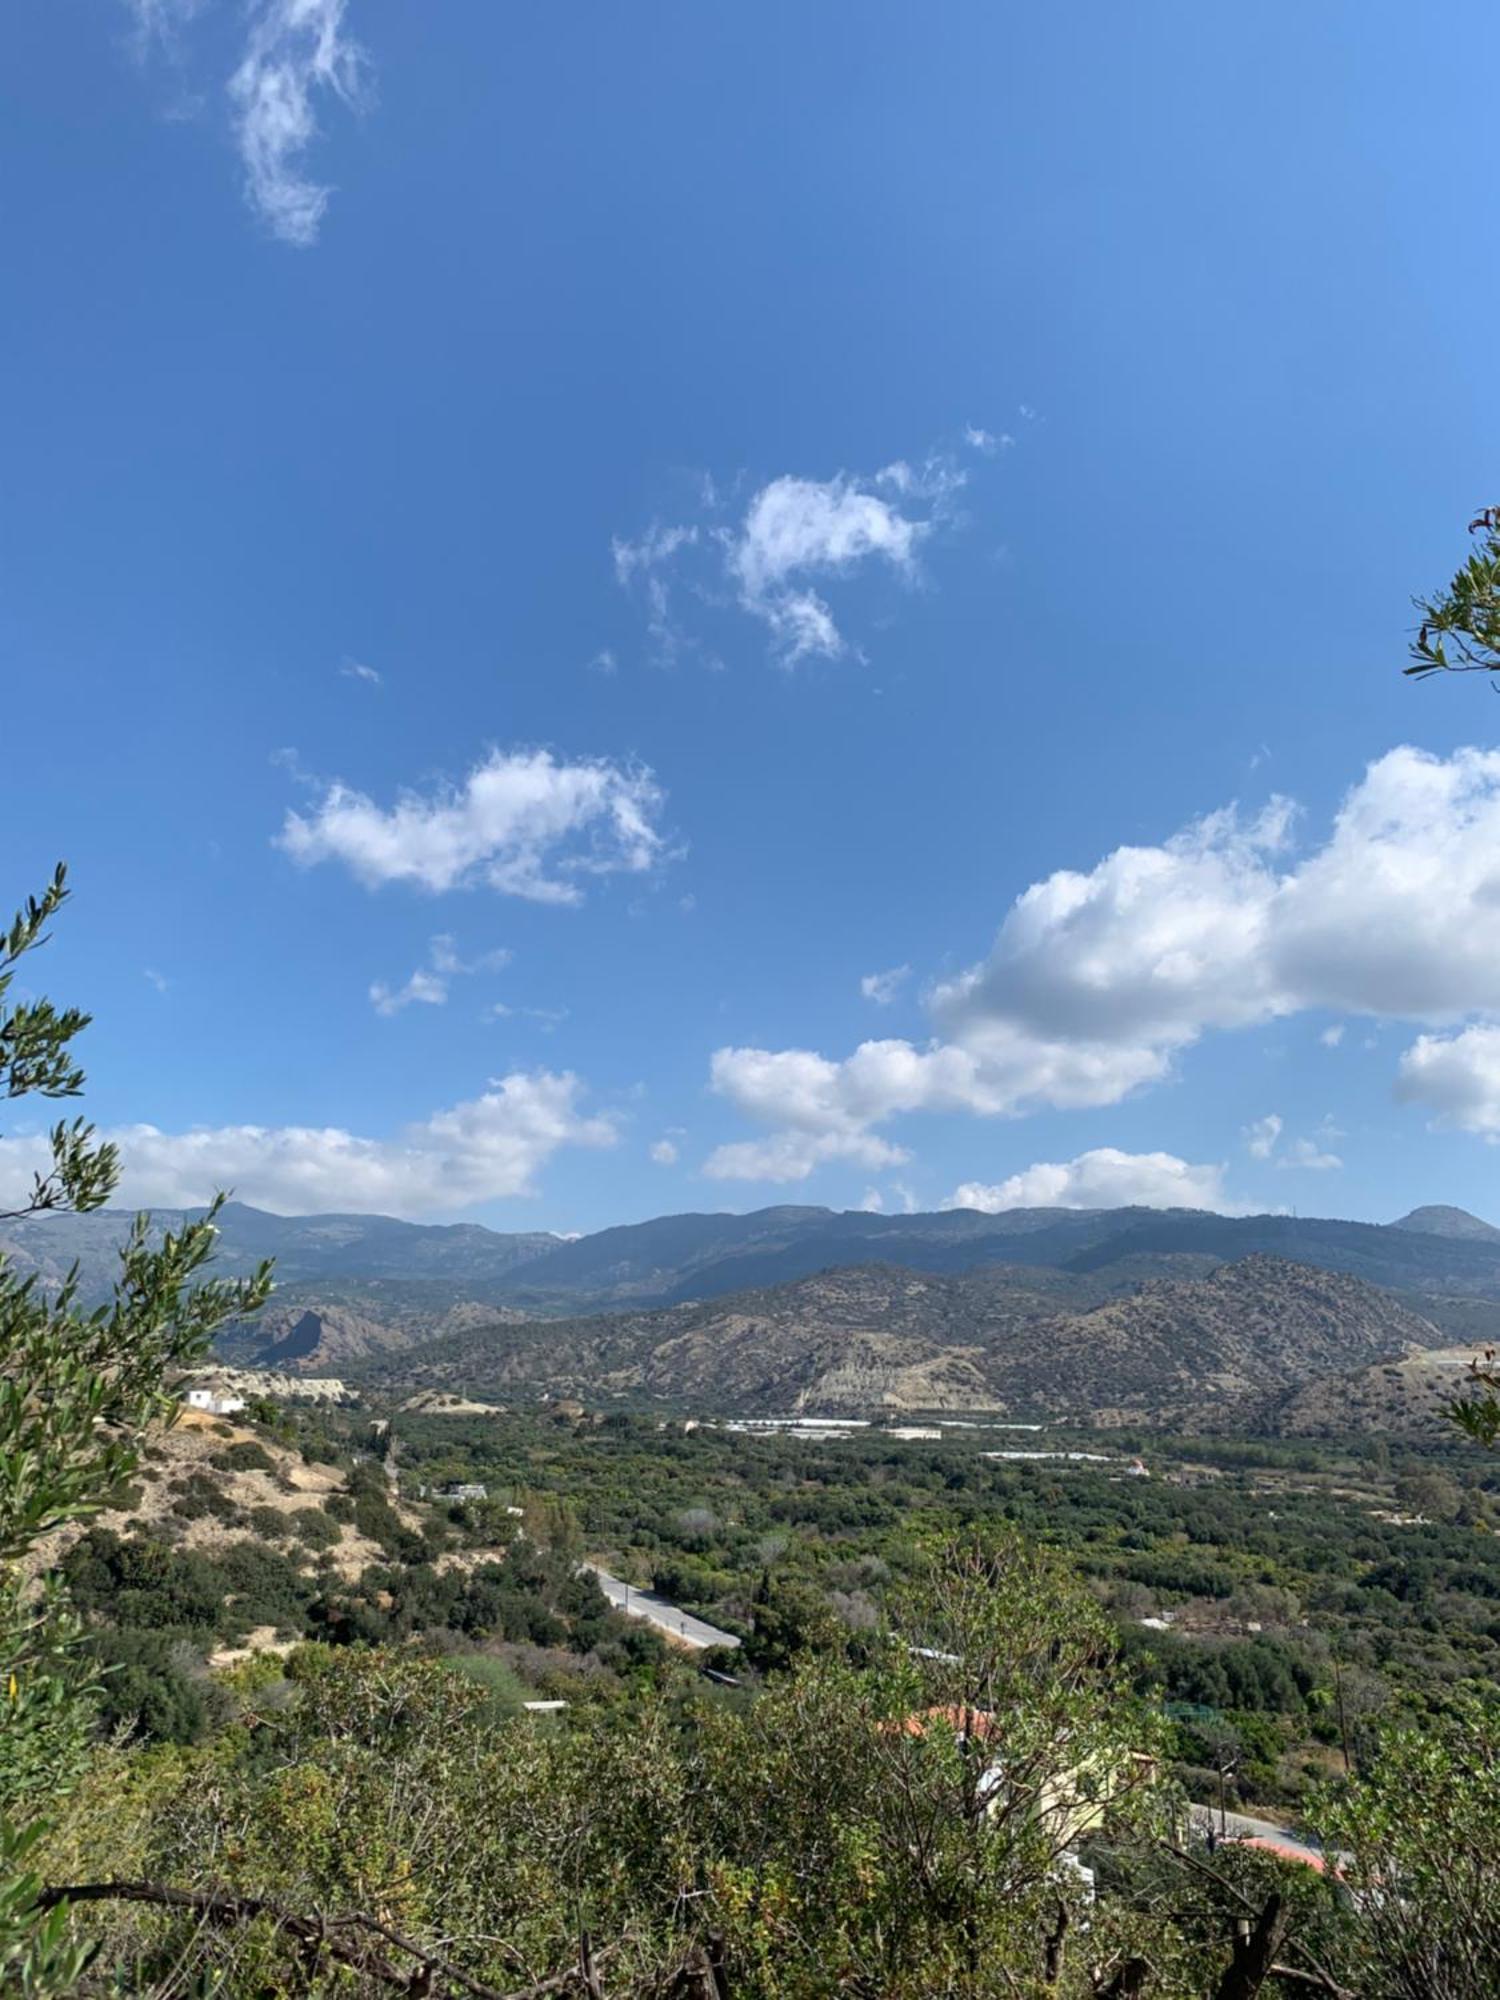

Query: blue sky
left=4, top=2, right=1500, bottom=1231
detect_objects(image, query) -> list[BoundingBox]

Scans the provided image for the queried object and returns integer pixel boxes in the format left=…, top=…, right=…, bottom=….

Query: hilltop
left=1391, top=1203, right=1500, bottom=1243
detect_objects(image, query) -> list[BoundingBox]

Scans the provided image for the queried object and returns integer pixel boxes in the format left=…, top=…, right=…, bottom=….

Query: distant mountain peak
left=1391, top=1204, right=1500, bottom=1243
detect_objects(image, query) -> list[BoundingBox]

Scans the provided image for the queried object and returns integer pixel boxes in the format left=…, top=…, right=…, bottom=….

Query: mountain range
left=7, top=1194, right=1500, bottom=1311
left=4, top=1196, right=1495, bottom=1426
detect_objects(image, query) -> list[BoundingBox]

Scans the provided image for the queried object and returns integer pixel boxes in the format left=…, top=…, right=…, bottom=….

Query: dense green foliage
left=0, top=872, right=271, bottom=1991
left=342, top=1405, right=1500, bottom=1804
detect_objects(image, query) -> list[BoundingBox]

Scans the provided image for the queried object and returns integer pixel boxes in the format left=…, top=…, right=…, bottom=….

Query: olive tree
left=1406, top=505, right=1500, bottom=680
left=1311, top=1693, right=1500, bottom=2000
left=0, top=868, right=271, bottom=1992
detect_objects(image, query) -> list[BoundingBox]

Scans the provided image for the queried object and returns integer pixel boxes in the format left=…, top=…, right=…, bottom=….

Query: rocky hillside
left=358, top=1254, right=1439, bottom=1422
left=1251, top=1343, right=1484, bottom=1439
left=29, top=1403, right=421, bottom=1583
left=1026, top=1255, right=1437, bottom=1422
left=214, top=1286, right=533, bottom=1371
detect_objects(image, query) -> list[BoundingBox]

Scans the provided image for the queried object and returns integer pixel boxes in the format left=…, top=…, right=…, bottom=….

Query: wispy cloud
left=276, top=746, right=670, bottom=904
left=340, top=658, right=381, bottom=686
left=962, top=423, right=1014, bottom=454
left=123, top=0, right=205, bottom=50
left=1244, top=1113, right=1283, bottom=1160
left=613, top=431, right=996, bottom=668
left=123, top=0, right=370, bottom=244
left=369, top=934, right=512, bottom=1017
left=228, top=0, right=369, bottom=246
left=487, top=1001, right=568, bottom=1033
left=860, top=964, right=910, bottom=1006
left=143, top=967, right=171, bottom=995
left=612, top=524, right=699, bottom=586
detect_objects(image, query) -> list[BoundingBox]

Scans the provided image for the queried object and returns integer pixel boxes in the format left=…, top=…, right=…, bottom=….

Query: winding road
left=585, top=1564, right=741, bottom=1651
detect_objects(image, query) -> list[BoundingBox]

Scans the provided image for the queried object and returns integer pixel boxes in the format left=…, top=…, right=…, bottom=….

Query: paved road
left=585, top=1565, right=741, bottom=1651
left=1189, top=1803, right=1327, bottom=1868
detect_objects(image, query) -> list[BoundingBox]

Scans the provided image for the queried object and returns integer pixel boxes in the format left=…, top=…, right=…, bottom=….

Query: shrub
left=211, top=1441, right=275, bottom=1475
left=288, top=1508, right=342, bottom=1551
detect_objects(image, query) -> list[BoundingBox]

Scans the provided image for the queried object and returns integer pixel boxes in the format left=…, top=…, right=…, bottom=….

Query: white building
left=184, top=1387, right=247, bottom=1417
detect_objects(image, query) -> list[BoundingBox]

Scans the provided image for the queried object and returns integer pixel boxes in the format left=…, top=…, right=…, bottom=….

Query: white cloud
left=611, top=524, right=698, bottom=585
left=0, top=1072, right=614, bottom=1217
left=370, top=969, right=446, bottom=1016
left=945, top=1148, right=1236, bottom=1214
left=1244, top=1113, right=1283, bottom=1160
left=277, top=747, right=668, bottom=903
left=124, top=0, right=204, bottom=47
left=1320, top=1024, right=1345, bottom=1048
left=1280, top=1137, right=1342, bottom=1171
left=702, top=1031, right=1170, bottom=1184
left=143, top=967, right=170, bottom=996
left=857, top=1187, right=884, bottom=1212
left=930, top=797, right=1296, bottom=1060
left=487, top=1002, right=568, bottom=1032
left=861, top=964, right=911, bottom=1006
left=706, top=747, right=1500, bottom=1173
left=703, top=1048, right=922, bottom=1178
left=370, top=935, right=511, bottom=1016
left=340, top=659, right=381, bottom=686
left=228, top=0, right=368, bottom=247
left=702, top=1128, right=907, bottom=1185
left=1398, top=1025, right=1500, bottom=1136
left=649, top=1138, right=679, bottom=1166
left=729, top=475, right=926, bottom=663
left=613, top=440, right=983, bottom=667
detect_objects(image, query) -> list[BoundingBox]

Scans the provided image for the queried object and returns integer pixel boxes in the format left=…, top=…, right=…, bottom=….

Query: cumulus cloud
left=228, top=0, right=368, bottom=246
left=861, top=965, right=911, bottom=1006
left=706, top=747, right=1500, bottom=1178
left=0, top=1072, right=614, bottom=1217
left=944, top=1148, right=1237, bottom=1215
left=277, top=747, right=669, bottom=903
left=1398, top=1025, right=1500, bottom=1136
left=1320, top=1024, right=1345, bottom=1048
left=649, top=1138, right=679, bottom=1166
left=1280, top=1137, right=1342, bottom=1171
left=1244, top=1113, right=1283, bottom=1160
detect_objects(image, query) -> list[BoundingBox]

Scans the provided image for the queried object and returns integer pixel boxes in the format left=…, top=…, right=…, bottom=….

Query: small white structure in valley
left=183, top=1386, right=247, bottom=1417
